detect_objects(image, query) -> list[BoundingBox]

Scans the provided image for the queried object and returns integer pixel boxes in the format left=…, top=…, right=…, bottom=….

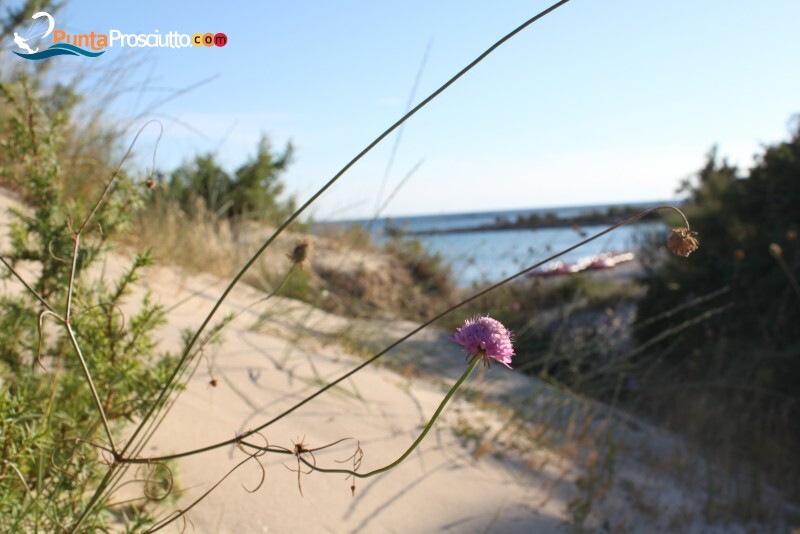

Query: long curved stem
left=76, top=2, right=573, bottom=527
left=119, top=205, right=689, bottom=464
left=65, top=324, right=116, bottom=452
left=117, top=0, right=574, bottom=464
left=299, top=356, right=481, bottom=479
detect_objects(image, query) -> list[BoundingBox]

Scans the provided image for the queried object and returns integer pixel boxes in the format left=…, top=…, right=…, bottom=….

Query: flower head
left=450, top=315, right=514, bottom=368
left=668, top=227, right=699, bottom=257
left=288, top=237, right=312, bottom=267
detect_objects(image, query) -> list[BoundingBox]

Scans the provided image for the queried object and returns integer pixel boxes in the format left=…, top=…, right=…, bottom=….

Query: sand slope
left=124, top=252, right=785, bottom=533
left=1, top=189, right=789, bottom=533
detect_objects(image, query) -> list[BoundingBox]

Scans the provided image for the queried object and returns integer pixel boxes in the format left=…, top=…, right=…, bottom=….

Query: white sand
left=1, top=189, right=789, bottom=533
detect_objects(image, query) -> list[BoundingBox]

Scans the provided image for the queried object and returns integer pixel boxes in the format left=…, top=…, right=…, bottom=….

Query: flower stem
left=119, top=204, right=692, bottom=465
left=114, top=0, right=573, bottom=466
left=301, top=356, right=481, bottom=479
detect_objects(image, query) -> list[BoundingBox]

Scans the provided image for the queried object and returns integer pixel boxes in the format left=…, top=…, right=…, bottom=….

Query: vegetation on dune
left=2, top=59, right=798, bottom=527
left=154, top=135, right=296, bottom=225
left=0, top=0, right=797, bottom=529
left=0, top=74, right=175, bottom=530
left=438, top=124, right=800, bottom=511
left=638, top=126, right=800, bottom=397
left=0, top=30, right=456, bottom=530
left=635, top=124, right=800, bottom=498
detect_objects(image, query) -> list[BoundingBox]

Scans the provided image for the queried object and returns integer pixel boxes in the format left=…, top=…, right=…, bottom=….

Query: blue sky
left=18, top=0, right=800, bottom=219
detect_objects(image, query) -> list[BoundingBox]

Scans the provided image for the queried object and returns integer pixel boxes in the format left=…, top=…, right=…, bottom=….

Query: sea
left=317, top=201, right=673, bottom=287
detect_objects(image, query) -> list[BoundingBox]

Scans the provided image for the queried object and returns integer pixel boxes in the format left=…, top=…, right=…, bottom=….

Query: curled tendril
left=332, top=439, right=364, bottom=495
left=235, top=430, right=269, bottom=493
left=49, top=448, right=76, bottom=479
left=56, top=438, right=116, bottom=472
left=95, top=444, right=117, bottom=467
left=178, top=514, right=194, bottom=534
left=149, top=509, right=194, bottom=534
left=50, top=438, right=91, bottom=478
left=236, top=430, right=270, bottom=455
left=303, top=438, right=364, bottom=495
left=235, top=436, right=365, bottom=495
left=243, top=455, right=266, bottom=494
left=144, top=453, right=260, bottom=533
left=142, top=462, right=174, bottom=502
left=47, top=238, right=69, bottom=264
left=36, top=309, right=62, bottom=370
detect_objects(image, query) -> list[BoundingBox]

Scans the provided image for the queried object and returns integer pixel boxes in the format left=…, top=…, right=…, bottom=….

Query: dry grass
left=125, top=200, right=456, bottom=321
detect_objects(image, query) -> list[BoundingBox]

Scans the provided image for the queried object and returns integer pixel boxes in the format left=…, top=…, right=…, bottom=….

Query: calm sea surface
left=319, top=201, right=671, bottom=287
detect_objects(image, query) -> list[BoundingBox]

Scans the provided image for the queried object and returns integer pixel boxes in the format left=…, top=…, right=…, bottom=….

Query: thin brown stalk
left=118, top=205, right=691, bottom=464
left=117, top=0, right=574, bottom=467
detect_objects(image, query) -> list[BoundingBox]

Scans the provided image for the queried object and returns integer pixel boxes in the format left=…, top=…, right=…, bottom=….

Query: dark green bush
left=637, top=123, right=800, bottom=402
left=634, top=121, right=800, bottom=496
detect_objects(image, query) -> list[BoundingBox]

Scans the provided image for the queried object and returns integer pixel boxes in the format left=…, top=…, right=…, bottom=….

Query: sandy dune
left=1, top=189, right=789, bottom=533
left=120, top=249, right=780, bottom=533
left=125, top=262, right=574, bottom=533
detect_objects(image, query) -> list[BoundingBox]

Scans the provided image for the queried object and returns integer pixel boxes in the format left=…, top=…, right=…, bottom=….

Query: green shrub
left=0, top=77, right=174, bottom=531
left=154, top=134, right=296, bottom=225
left=635, top=121, right=800, bottom=496
left=637, top=124, right=800, bottom=401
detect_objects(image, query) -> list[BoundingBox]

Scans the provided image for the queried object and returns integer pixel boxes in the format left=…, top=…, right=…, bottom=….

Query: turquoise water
left=319, top=201, right=671, bottom=287
left=414, top=222, right=664, bottom=287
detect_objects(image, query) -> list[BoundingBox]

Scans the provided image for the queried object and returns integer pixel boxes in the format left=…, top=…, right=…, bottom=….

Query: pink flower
left=450, top=316, right=514, bottom=368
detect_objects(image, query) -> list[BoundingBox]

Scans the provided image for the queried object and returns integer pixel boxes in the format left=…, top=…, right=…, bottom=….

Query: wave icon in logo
left=14, top=42, right=105, bottom=60
left=12, top=11, right=103, bottom=60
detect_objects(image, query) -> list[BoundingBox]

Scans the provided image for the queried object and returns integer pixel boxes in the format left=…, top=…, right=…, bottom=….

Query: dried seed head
left=769, top=243, right=783, bottom=258
left=288, top=238, right=312, bottom=267
left=145, top=177, right=155, bottom=190
left=668, top=227, right=699, bottom=257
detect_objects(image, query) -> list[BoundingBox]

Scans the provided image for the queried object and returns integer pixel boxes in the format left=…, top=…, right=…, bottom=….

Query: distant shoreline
left=404, top=218, right=658, bottom=236
left=393, top=206, right=664, bottom=237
